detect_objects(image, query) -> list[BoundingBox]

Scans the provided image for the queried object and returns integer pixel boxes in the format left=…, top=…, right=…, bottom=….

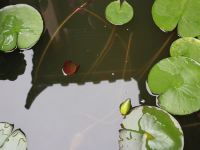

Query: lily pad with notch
left=119, top=106, right=184, bottom=150
left=152, top=0, right=200, bottom=37
left=105, top=0, right=134, bottom=25
left=148, top=56, right=200, bottom=115
left=170, top=37, right=200, bottom=63
left=0, top=4, right=43, bottom=52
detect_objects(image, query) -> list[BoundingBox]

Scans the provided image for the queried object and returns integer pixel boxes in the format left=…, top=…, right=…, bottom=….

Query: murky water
left=0, top=0, right=199, bottom=149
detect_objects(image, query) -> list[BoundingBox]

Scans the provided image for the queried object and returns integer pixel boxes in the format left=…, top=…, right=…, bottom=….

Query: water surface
left=0, top=0, right=199, bottom=149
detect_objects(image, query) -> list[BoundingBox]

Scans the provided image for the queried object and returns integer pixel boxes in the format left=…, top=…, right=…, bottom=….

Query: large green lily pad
left=0, top=122, right=27, bottom=150
left=170, top=37, right=200, bottom=63
left=105, top=0, right=134, bottom=25
left=148, top=56, right=200, bottom=115
left=120, top=106, right=184, bottom=150
left=152, top=0, right=200, bottom=37
left=0, top=4, right=43, bottom=52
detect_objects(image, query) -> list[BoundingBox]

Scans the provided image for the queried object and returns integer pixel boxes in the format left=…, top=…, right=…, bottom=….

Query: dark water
left=0, top=0, right=199, bottom=149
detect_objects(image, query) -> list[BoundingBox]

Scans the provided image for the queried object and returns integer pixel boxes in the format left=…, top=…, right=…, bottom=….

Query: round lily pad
left=152, top=0, right=200, bottom=37
left=120, top=106, right=184, bottom=150
left=0, top=4, right=43, bottom=52
left=170, top=37, right=200, bottom=63
left=105, top=0, right=134, bottom=25
left=148, top=56, right=200, bottom=115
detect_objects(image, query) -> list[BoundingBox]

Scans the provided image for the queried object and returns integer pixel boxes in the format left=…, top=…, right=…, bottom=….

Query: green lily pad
left=170, top=37, right=200, bottom=63
left=148, top=56, right=200, bottom=115
left=152, top=0, right=200, bottom=37
left=0, top=4, right=43, bottom=52
left=0, top=123, right=13, bottom=147
left=120, top=106, right=184, bottom=150
left=0, top=122, right=27, bottom=150
left=105, top=0, right=134, bottom=25
left=119, top=129, right=147, bottom=150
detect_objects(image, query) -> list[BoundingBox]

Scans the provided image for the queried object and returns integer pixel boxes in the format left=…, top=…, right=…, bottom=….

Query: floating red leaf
left=62, top=60, right=80, bottom=76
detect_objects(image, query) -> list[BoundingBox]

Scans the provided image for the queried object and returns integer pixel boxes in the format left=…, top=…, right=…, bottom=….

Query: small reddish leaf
left=62, top=60, right=80, bottom=76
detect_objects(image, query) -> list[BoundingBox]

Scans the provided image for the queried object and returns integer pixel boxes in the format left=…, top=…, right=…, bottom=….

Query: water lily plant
left=0, top=4, right=43, bottom=52
left=105, top=0, right=134, bottom=25
left=0, top=122, right=27, bottom=150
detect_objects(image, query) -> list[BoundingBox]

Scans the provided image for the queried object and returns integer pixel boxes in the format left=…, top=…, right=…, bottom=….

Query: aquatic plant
left=105, top=0, right=134, bottom=25
left=148, top=56, right=200, bottom=115
left=0, top=122, right=27, bottom=150
left=0, top=4, right=43, bottom=52
left=119, top=106, right=184, bottom=150
left=152, top=0, right=200, bottom=37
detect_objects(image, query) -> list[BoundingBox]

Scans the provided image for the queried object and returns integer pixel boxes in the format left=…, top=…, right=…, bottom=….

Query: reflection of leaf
left=148, top=57, right=200, bottom=115
left=120, top=106, right=184, bottom=150
left=152, top=0, right=200, bottom=37
left=0, top=50, right=26, bottom=81
left=0, top=4, right=43, bottom=52
left=170, top=37, right=200, bottom=63
left=0, top=122, right=27, bottom=150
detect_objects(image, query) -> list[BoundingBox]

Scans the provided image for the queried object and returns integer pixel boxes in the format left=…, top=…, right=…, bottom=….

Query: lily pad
left=119, top=129, right=147, bottom=150
left=120, top=106, right=184, bottom=150
left=0, top=122, right=27, bottom=150
left=148, top=56, right=200, bottom=115
left=152, top=0, right=200, bottom=37
left=0, top=123, right=13, bottom=147
left=0, top=4, right=43, bottom=52
left=170, top=37, right=200, bottom=63
left=105, top=0, right=134, bottom=25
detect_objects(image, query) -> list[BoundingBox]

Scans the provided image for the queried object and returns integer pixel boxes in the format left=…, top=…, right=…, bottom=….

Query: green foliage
left=0, top=122, right=27, bottom=149
left=105, top=0, right=134, bottom=25
left=119, top=106, right=184, bottom=150
left=152, top=0, right=200, bottom=37
left=148, top=56, right=200, bottom=115
left=0, top=4, right=43, bottom=52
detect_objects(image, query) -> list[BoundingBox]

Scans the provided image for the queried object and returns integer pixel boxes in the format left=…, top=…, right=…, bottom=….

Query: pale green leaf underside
left=120, top=106, right=183, bottom=150
left=148, top=57, right=200, bottom=115
left=0, top=4, right=43, bottom=52
left=105, top=0, right=134, bottom=25
left=152, top=0, right=200, bottom=37
left=119, top=130, right=147, bottom=150
left=0, top=123, right=27, bottom=150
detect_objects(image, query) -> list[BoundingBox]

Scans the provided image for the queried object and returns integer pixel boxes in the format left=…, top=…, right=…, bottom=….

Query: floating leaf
left=0, top=122, right=27, bottom=150
left=105, top=0, right=134, bottom=25
left=120, top=98, right=132, bottom=116
left=170, top=37, right=200, bottom=63
left=148, top=56, right=200, bottom=115
left=120, top=106, right=184, bottom=150
left=62, top=60, right=80, bottom=76
left=152, top=0, right=200, bottom=37
left=0, top=4, right=43, bottom=52
left=1, top=130, right=27, bottom=150
left=0, top=123, right=13, bottom=147
left=119, top=129, right=146, bottom=150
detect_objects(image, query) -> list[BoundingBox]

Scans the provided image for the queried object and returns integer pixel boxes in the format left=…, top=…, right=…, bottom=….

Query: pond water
left=0, top=0, right=199, bottom=149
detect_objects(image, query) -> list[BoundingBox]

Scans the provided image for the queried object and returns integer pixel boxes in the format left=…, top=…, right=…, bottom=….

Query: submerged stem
left=137, top=32, right=175, bottom=80
left=33, top=2, right=89, bottom=83
left=86, top=26, right=116, bottom=74
left=122, top=32, right=134, bottom=78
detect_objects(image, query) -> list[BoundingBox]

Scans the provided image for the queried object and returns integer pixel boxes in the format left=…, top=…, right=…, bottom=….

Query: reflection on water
left=0, top=0, right=199, bottom=149
left=0, top=50, right=26, bottom=80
